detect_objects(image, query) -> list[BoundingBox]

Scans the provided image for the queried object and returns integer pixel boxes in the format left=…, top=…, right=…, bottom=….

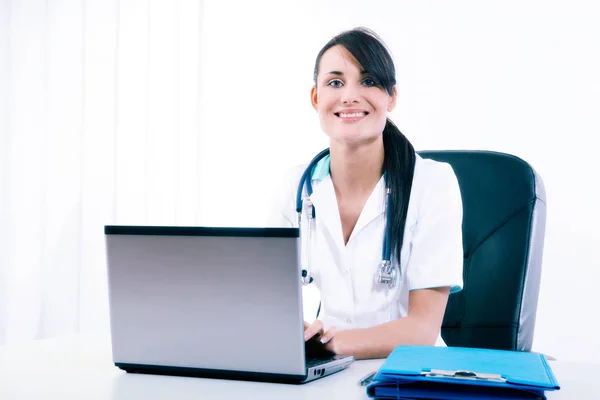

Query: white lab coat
left=268, top=154, right=464, bottom=346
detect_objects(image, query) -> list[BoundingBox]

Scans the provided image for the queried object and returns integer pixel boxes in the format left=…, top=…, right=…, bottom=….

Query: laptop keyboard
left=306, top=355, right=339, bottom=368
left=304, top=336, right=339, bottom=368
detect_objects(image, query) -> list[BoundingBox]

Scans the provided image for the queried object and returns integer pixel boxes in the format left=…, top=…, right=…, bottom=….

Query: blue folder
left=366, top=346, right=560, bottom=400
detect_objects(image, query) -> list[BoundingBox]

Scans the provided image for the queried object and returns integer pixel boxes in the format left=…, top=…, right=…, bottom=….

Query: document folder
left=366, top=345, right=560, bottom=400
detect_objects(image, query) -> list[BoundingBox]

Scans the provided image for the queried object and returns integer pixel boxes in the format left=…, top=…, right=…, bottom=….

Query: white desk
left=0, top=335, right=597, bottom=399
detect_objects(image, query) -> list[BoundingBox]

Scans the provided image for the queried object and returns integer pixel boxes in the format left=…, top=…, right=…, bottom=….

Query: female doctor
left=270, top=27, right=464, bottom=360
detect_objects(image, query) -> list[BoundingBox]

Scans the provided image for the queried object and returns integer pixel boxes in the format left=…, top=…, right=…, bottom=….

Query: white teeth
left=339, top=112, right=365, bottom=118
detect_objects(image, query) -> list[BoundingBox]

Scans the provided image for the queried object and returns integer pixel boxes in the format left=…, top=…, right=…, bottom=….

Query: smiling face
left=311, top=45, right=397, bottom=146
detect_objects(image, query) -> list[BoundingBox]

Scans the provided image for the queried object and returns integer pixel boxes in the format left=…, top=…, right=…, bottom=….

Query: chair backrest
left=417, top=150, right=547, bottom=351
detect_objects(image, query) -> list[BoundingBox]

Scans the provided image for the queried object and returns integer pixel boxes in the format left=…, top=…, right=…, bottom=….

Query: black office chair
left=418, top=150, right=546, bottom=351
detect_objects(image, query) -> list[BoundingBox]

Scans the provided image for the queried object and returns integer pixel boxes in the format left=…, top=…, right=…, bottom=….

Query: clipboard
left=366, top=345, right=560, bottom=399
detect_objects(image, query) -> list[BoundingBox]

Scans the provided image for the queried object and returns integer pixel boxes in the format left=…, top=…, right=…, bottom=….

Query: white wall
left=200, top=0, right=600, bottom=362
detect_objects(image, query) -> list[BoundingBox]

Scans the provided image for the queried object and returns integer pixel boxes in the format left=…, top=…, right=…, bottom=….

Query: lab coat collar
left=309, top=172, right=386, bottom=248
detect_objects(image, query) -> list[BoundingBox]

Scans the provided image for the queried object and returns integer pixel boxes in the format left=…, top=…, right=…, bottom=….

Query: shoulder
left=275, top=163, right=308, bottom=201
left=282, top=164, right=308, bottom=188
left=266, top=163, right=308, bottom=227
left=413, top=154, right=458, bottom=187
left=411, top=154, right=462, bottom=214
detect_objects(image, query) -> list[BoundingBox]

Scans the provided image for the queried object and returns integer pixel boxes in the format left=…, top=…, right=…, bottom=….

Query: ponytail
left=382, top=118, right=416, bottom=266
left=312, top=27, right=416, bottom=269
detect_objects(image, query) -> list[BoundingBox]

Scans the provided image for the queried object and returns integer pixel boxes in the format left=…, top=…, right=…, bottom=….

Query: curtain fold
left=0, top=0, right=204, bottom=345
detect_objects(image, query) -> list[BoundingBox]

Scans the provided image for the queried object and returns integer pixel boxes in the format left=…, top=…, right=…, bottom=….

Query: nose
left=340, top=82, right=361, bottom=104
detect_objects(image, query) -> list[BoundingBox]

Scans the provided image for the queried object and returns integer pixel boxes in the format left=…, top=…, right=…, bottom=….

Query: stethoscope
left=296, top=148, right=399, bottom=289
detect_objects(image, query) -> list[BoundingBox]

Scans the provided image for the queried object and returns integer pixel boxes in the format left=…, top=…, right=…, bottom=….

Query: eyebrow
left=324, top=70, right=369, bottom=76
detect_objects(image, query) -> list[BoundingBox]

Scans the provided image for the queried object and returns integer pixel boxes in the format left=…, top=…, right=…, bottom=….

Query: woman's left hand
left=304, top=319, right=342, bottom=353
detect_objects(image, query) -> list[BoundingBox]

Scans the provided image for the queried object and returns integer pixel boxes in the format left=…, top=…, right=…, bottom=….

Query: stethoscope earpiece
left=301, top=269, right=313, bottom=285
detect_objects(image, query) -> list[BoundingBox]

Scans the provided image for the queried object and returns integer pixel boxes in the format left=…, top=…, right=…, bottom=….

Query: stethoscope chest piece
left=376, top=260, right=397, bottom=289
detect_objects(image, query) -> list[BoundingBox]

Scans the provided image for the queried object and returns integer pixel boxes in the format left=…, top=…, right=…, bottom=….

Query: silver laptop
left=104, top=225, right=354, bottom=383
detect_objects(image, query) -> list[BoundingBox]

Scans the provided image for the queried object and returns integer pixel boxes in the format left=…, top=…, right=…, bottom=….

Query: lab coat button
left=346, top=319, right=352, bottom=324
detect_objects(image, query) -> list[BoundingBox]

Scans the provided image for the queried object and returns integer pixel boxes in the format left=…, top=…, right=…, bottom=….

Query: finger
left=304, top=319, right=324, bottom=341
left=319, top=326, right=336, bottom=344
left=324, top=340, right=339, bottom=355
left=304, top=321, right=310, bottom=330
left=304, top=320, right=324, bottom=341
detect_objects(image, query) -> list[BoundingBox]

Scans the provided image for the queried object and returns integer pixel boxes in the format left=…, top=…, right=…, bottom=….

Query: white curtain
left=0, top=0, right=204, bottom=344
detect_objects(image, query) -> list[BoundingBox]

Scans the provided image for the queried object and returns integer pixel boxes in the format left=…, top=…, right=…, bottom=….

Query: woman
left=270, top=27, right=463, bottom=360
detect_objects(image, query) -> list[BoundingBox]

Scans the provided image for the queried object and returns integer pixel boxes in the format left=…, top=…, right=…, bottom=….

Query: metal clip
left=306, top=199, right=314, bottom=219
left=422, top=369, right=506, bottom=383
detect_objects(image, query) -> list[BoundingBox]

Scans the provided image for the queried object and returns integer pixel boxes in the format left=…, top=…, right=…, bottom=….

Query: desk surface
left=0, top=335, right=596, bottom=399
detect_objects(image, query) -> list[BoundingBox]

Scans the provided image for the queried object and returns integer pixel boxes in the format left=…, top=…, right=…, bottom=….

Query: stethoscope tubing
left=297, top=149, right=395, bottom=283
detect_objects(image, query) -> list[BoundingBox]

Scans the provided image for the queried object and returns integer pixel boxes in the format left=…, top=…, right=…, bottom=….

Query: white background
left=1, top=0, right=599, bottom=363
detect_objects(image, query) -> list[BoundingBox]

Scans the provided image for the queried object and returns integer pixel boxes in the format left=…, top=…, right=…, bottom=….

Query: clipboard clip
left=422, top=369, right=507, bottom=383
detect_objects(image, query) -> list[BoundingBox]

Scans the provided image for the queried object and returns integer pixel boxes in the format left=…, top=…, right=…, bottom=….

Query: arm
left=324, top=286, right=451, bottom=359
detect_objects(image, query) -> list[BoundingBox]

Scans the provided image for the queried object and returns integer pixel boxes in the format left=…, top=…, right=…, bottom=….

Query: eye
left=326, top=79, right=343, bottom=88
left=362, top=78, right=377, bottom=87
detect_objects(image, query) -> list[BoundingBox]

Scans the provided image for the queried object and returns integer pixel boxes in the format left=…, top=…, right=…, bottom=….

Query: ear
left=387, top=86, right=397, bottom=112
left=310, top=86, right=318, bottom=111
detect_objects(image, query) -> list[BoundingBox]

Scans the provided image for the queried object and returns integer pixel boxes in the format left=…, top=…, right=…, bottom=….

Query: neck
left=329, top=136, right=385, bottom=199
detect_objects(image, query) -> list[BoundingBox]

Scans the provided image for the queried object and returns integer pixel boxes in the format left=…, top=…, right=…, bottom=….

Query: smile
left=334, top=111, right=369, bottom=122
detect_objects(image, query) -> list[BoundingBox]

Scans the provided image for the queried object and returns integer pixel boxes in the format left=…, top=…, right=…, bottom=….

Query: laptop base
left=116, top=356, right=353, bottom=384
left=117, top=362, right=309, bottom=384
